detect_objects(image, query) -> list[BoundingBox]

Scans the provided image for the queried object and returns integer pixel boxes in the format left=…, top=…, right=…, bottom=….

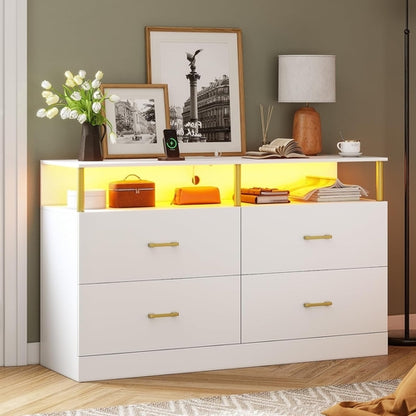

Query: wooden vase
left=292, top=106, right=322, bottom=156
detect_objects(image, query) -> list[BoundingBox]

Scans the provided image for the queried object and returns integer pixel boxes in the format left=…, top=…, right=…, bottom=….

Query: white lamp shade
left=278, top=55, right=336, bottom=103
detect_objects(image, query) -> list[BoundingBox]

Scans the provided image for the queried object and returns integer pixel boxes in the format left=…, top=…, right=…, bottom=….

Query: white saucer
left=339, top=151, right=362, bottom=157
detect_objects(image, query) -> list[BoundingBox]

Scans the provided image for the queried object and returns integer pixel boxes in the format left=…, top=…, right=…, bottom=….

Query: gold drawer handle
left=303, top=301, right=333, bottom=308
left=303, top=234, right=333, bottom=240
left=148, top=242, right=179, bottom=248
left=147, top=312, right=180, bottom=319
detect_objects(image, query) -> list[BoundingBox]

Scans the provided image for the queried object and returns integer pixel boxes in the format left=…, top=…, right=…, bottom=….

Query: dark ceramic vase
left=79, top=122, right=104, bottom=161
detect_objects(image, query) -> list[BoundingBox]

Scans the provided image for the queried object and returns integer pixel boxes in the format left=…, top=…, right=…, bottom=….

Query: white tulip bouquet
left=36, top=69, right=119, bottom=142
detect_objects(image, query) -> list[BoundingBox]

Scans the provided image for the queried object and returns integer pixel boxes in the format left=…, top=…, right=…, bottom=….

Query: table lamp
left=278, top=55, right=336, bottom=155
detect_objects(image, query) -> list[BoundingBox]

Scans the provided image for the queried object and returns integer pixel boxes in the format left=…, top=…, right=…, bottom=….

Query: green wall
left=28, top=0, right=408, bottom=342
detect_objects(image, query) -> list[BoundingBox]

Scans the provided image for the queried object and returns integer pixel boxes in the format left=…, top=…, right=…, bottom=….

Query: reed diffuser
left=260, top=104, right=274, bottom=145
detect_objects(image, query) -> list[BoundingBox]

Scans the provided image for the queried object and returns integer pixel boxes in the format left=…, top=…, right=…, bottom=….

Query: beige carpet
left=26, top=379, right=400, bottom=416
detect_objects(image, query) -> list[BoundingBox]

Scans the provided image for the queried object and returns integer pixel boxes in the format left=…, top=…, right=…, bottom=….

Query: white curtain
left=1, top=0, right=28, bottom=366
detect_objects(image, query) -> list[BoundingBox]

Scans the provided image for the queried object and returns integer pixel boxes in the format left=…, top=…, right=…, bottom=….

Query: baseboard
left=25, top=319, right=409, bottom=368
left=27, top=342, right=40, bottom=364
left=388, top=314, right=416, bottom=331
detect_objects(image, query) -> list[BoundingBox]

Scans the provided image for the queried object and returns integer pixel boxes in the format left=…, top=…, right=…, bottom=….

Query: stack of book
left=288, top=176, right=368, bottom=202
left=240, top=187, right=290, bottom=204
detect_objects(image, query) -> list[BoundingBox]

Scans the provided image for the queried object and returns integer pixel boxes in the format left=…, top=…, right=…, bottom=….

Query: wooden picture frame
left=146, top=26, right=246, bottom=156
left=102, top=83, right=170, bottom=159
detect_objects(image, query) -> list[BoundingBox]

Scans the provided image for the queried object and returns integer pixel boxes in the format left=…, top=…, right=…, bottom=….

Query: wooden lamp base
left=292, top=106, right=322, bottom=155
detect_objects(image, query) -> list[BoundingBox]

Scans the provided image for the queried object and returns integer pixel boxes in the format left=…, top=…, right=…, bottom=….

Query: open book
left=243, top=138, right=307, bottom=159
left=287, top=176, right=368, bottom=202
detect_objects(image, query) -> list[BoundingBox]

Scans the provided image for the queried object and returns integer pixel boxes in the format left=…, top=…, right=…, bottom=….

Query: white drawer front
left=242, top=267, right=387, bottom=343
left=79, top=207, right=240, bottom=283
left=242, top=201, right=387, bottom=274
left=79, top=276, right=240, bottom=356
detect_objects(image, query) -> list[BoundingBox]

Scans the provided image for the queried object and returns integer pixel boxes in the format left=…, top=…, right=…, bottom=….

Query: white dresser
left=40, top=156, right=388, bottom=381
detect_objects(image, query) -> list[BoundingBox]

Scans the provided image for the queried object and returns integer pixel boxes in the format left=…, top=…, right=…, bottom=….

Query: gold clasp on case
left=147, top=312, right=180, bottom=319
left=303, top=234, right=333, bottom=240
left=303, top=301, right=333, bottom=308
left=147, top=242, right=180, bottom=248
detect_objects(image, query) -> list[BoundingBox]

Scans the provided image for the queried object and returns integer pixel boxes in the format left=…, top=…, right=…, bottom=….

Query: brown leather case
left=173, top=186, right=221, bottom=205
left=109, top=174, right=155, bottom=208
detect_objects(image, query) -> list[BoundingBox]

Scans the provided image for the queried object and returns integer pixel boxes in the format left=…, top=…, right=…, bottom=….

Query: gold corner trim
left=234, top=164, right=241, bottom=206
left=77, top=168, right=85, bottom=212
left=376, top=161, right=384, bottom=201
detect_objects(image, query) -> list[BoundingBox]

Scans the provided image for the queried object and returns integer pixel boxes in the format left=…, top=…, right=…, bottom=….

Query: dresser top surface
left=41, top=155, right=388, bottom=168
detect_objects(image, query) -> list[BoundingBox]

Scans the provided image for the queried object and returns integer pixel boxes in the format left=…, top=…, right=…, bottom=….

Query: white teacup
left=337, top=140, right=361, bottom=154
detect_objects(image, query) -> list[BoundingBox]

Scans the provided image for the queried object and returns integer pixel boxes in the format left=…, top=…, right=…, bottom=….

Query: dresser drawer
left=78, top=207, right=240, bottom=283
left=242, top=201, right=387, bottom=274
left=242, top=267, right=387, bottom=343
left=79, top=275, right=240, bottom=356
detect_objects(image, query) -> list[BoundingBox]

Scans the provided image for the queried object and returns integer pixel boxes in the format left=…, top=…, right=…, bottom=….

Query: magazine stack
left=288, top=176, right=368, bottom=202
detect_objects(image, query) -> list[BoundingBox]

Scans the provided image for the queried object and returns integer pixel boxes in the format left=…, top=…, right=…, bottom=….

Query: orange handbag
left=109, top=174, right=155, bottom=208
left=172, top=186, right=221, bottom=205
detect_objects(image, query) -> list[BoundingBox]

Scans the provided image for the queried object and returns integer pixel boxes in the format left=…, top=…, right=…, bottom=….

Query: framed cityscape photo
left=146, top=26, right=246, bottom=156
left=102, top=84, right=169, bottom=159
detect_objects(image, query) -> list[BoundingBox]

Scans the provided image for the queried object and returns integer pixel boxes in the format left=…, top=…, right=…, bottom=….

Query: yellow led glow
left=41, top=164, right=78, bottom=206
left=84, top=164, right=236, bottom=206
left=241, top=162, right=337, bottom=189
left=41, top=161, right=339, bottom=208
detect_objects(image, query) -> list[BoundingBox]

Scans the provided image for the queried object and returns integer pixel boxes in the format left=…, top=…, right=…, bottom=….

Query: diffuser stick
left=260, top=104, right=274, bottom=145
